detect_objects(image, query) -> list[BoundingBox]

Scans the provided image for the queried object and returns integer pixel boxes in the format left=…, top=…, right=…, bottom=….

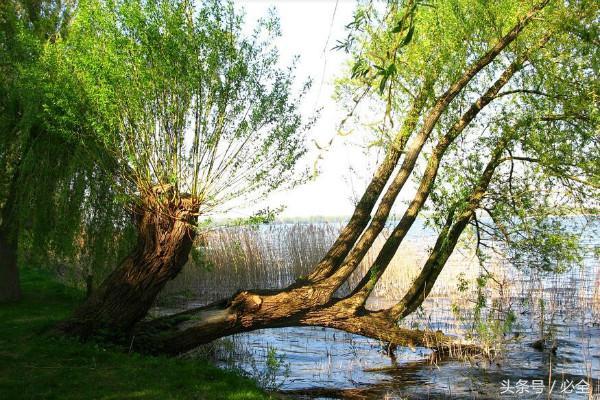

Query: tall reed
left=158, top=222, right=484, bottom=306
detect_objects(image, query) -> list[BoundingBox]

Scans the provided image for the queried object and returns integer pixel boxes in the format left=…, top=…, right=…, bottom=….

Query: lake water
left=157, top=216, right=600, bottom=399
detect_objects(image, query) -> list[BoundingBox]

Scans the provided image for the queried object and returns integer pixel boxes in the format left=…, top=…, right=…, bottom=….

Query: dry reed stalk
left=159, top=223, right=487, bottom=306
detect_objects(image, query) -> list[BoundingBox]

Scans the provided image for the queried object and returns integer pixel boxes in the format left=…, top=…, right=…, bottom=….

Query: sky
left=231, top=0, right=376, bottom=218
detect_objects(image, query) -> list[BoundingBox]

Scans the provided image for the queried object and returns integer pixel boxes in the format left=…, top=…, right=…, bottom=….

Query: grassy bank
left=0, top=269, right=271, bottom=400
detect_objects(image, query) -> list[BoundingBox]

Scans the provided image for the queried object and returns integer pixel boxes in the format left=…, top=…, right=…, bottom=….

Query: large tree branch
left=307, top=80, right=433, bottom=282
left=134, top=289, right=482, bottom=358
left=307, top=0, right=548, bottom=286
left=388, top=136, right=511, bottom=320
left=338, top=48, right=536, bottom=303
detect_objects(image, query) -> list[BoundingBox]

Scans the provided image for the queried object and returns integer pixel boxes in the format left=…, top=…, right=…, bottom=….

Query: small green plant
left=452, top=272, right=517, bottom=358
left=250, top=346, right=291, bottom=390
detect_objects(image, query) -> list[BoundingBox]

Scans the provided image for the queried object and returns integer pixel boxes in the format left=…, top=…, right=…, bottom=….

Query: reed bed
left=158, top=222, right=485, bottom=306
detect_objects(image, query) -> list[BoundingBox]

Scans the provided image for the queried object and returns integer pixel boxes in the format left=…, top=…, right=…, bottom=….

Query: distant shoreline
left=206, top=212, right=599, bottom=227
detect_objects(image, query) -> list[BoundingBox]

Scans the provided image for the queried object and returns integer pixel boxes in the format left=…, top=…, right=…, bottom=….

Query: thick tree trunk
left=0, top=228, right=20, bottom=302
left=132, top=288, right=482, bottom=358
left=0, top=159, right=22, bottom=303
left=57, top=195, right=199, bottom=338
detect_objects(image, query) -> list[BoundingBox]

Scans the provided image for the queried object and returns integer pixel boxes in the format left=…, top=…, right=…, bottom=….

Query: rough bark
left=0, top=228, right=20, bottom=302
left=57, top=193, right=199, bottom=338
left=0, top=156, right=22, bottom=303
left=132, top=288, right=482, bottom=358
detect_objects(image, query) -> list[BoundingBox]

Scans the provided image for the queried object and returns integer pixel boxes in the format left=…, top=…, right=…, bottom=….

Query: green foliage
left=227, top=207, right=283, bottom=228
left=451, top=272, right=517, bottom=355
left=502, top=217, right=583, bottom=272
left=190, top=245, right=214, bottom=272
left=251, top=346, right=291, bottom=391
left=0, top=268, right=272, bottom=399
left=335, top=0, right=544, bottom=139
left=43, top=0, right=310, bottom=212
left=1, top=0, right=133, bottom=285
left=356, top=0, right=600, bottom=275
left=2, top=0, right=311, bottom=285
left=336, top=0, right=598, bottom=220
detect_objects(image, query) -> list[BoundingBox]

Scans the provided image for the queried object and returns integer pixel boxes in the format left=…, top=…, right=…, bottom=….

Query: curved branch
left=134, top=289, right=483, bottom=358
left=389, top=135, right=511, bottom=320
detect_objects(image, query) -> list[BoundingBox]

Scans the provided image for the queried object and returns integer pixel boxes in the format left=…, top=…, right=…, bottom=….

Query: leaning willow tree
left=50, top=0, right=597, bottom=355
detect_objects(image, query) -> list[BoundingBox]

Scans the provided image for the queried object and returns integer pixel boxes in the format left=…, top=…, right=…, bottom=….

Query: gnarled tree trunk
left=57, top=194, right=199, bottom=338
left=0, top=228, right=20, bottom=302
left=0, top=159, right=22, bottom=303
left=132, top=282, right=482, bottom=357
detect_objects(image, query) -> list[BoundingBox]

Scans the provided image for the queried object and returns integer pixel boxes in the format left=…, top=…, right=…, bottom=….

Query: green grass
left=0, top=269, right=272, bottom=400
